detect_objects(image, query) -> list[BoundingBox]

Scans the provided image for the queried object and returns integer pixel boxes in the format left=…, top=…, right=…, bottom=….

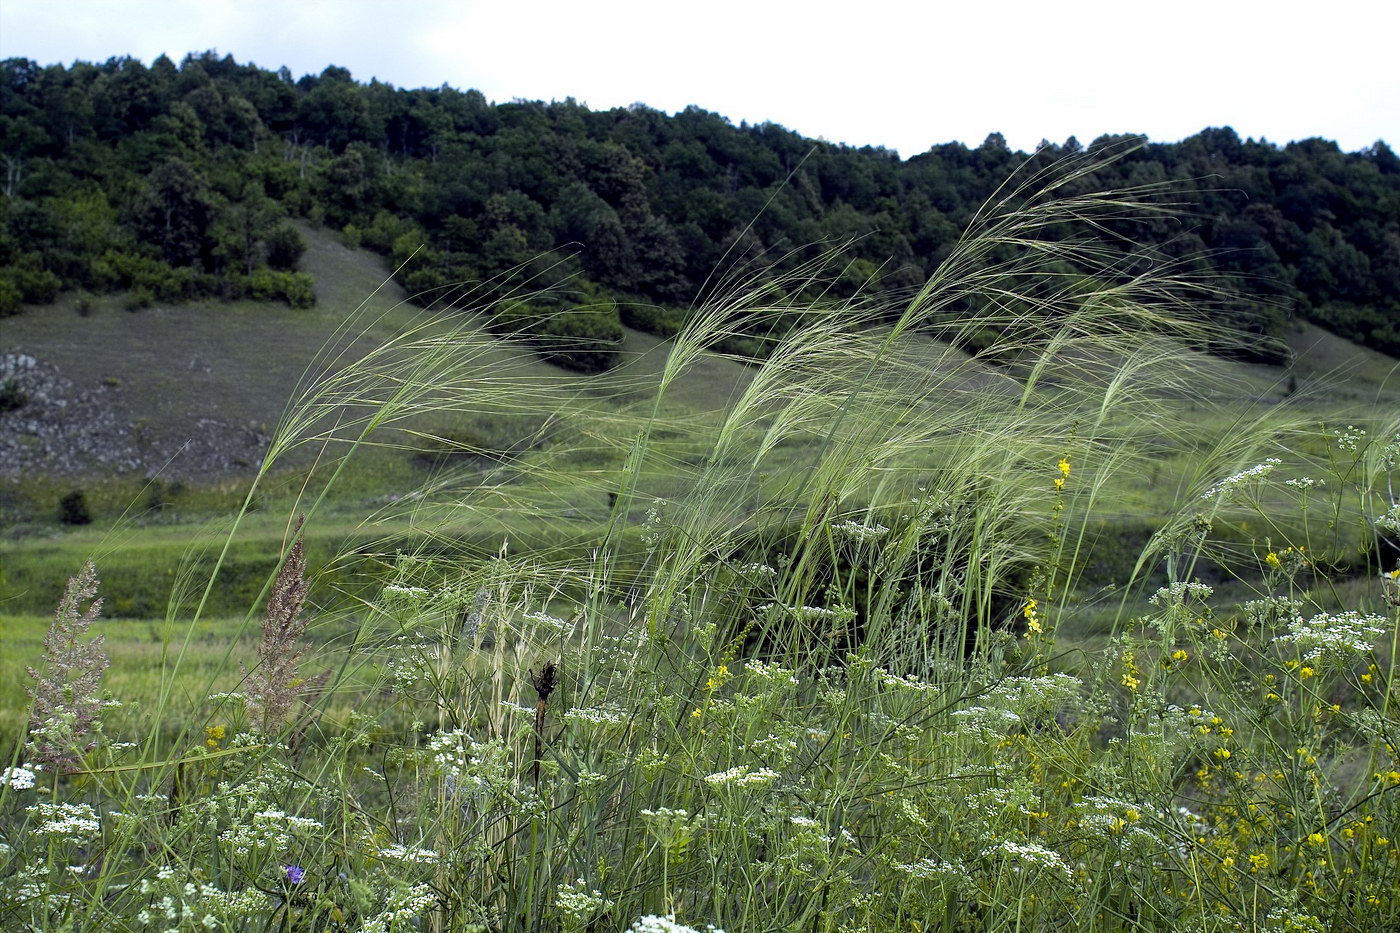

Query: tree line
left=2, top=52, right=1397, bottom=370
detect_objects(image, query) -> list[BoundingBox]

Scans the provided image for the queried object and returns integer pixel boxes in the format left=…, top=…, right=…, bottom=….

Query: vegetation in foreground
left=2, top=162, right=1399, bottom=932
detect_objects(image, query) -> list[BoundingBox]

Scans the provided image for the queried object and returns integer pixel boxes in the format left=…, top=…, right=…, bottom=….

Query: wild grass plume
left=243, top=518, right=313, bottom=734
left=23, top=561, right=109, bottom=772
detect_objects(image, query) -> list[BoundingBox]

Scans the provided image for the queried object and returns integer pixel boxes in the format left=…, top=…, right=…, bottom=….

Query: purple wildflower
left=283, top=864, right=305, bottom=884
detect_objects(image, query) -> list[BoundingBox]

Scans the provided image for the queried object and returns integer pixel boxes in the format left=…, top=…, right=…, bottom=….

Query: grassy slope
left=2, top=236, right=1396, bottom=629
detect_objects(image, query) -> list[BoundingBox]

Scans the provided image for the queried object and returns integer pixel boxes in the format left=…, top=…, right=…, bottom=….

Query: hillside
left=3, top=222, right=1396, bottom=513
left=2, top=52, right=1399, bottom=373
left=0, top=224, right=762, bottom=520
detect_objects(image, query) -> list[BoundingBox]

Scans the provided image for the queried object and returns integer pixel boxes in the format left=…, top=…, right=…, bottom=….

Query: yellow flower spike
left=1307, top=832, right=1325, bottom=846
left=1300, top=666, right=1316, bottom=679
left=1058, top=458, right=1071, bottom=478
left=1248, top=853, right=1269, bottom=872
left=1265, top=551, right=1282, bottom=569
left=1172, top=649, right=1189, bottom=662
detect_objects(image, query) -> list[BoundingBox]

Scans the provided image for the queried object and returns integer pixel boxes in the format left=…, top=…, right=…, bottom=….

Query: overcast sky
left=3, top=0, right=1396, bottom=157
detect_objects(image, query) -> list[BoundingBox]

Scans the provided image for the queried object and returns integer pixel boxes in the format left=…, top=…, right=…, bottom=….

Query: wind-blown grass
left=2, top=149, right=1397, bottom=932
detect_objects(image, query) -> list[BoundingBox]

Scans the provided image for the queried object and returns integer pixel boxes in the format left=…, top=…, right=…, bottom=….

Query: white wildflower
left=982, top=840, right=1074, bottom=882
left=377, top=843, right=440, bottom=864
left=523, top=610, right=572, bottom=634
left=627, top=916, right=724, bottom=933
left=831, top=519, right=890, bottom=542
left=1337, top=425, right=1366, bottom=451
left=1276, top=610, right=1387, bottom=663
left=0, top=766, right=37, bottom=790
left=876, top=669, right=939, bottom=693
left=1201, top=458, right=1281, bottom=500
left=555, top=879, right=613, bottom=922
left=25, top=801, right=100, bottom=842
left=564, top=706, right=627, bottom=727
left=1149, top=581, right=1214, bottom=605
left=703, top=765, right=779, bottom=788
left=744, top=660, right=798, bottom=688
left=895, top=856, right=971, bottom=884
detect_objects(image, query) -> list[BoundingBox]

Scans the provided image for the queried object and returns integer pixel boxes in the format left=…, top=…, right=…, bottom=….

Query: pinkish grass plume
left=27, top=561, right=110, bottom=771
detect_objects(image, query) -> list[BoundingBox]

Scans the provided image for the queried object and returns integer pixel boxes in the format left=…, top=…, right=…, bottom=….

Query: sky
left=2, top=0, right=1397, bottom=158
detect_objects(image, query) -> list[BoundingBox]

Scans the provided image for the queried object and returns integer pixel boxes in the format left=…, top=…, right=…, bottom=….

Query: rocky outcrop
left=0, top=352, right=269, bottom=480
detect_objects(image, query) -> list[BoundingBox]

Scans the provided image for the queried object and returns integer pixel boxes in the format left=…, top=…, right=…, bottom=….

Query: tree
left=264, top=223, right=306, bottom=271
left=134, top=158, right=218, bottom=267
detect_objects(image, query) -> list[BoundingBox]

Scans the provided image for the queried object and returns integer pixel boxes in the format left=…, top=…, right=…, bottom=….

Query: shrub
left=490, top=299, right=625, bottom=372
left=362, top=211, right=418, bottom=254
left=0, top=377, right=27, bottom=412
left=0, top=277, right=21, bottom=316
left=619, top=302, right=688, bottom=337
left=12, top=264, right=61, bottom=304
left=264, top=224, right=307, bottom=271
left=251, top=269, right=316, bottom=309
left=400, top=266, right=450, bottom=304
left=57, top=489, right=92, bottom=525
left=123, top=287, right=153, bottom=311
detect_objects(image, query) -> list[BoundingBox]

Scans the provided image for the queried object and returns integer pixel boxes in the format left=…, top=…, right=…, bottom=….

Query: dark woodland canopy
left=3, top=52, right=1398, bottom=370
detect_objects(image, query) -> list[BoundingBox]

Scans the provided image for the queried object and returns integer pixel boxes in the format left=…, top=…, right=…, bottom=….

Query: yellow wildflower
left=204, top=724, right=225, bottom=749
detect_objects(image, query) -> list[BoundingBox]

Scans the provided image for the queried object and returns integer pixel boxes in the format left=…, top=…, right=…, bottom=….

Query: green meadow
left=2, top=165, right=1398, bottom=931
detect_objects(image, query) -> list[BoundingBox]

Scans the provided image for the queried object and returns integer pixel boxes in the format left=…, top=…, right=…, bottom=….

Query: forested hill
left=3, top=52, right=1398, bottom=371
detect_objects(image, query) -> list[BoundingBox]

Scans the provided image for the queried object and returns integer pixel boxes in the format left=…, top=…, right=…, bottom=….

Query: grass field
left=2, top=172, right=1399, bottom=931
